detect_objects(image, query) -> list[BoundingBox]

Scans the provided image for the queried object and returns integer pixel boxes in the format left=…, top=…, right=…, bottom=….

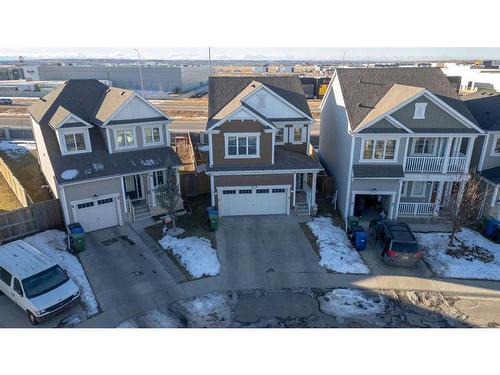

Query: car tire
left=27, top=311, right=38, bottom=325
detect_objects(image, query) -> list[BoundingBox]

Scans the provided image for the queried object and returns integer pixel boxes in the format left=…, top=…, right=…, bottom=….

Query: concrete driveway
left=78, top=225, right=184, bottom=326
left=216, top=215, right=327, bottom=291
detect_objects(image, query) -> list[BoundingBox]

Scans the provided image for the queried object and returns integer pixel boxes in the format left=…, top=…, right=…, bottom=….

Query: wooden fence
left=0, top=156, right=33, bottom=207
left=0, top=199, right=64, bottom=243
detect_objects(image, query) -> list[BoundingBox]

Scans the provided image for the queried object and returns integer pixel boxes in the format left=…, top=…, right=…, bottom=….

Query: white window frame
left=359, top=138, right=399, bottom=162
left=141, top=125, right=164, bottom=147
left=291, top=126, right=306, bottom=144
left=491, top=135, right=500, bottom=156
left=57, top=128, right=91, bottom=155
left=224, top=132, right=261, bottom=159
left=413, top=102, right=428, bottom=119
left=275, top=127, right=285, bottom=145
left=113, top=127, right=137, bottom=150
left=410, top=181, right=427, bottom=198
left=411, top=137, right=438, bottom=156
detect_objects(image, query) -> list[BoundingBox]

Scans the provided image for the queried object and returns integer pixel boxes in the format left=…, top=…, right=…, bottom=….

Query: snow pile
left=61, top=169, right=79, bottom=180
left=176, top=293, right=233, bottom=327
left=198, top=145, right=209, bottom=152
left=318, top=288, right=387, bottom=322
left=0, top=140, right=36, bottom=159
left=140, top=159, right=155, bottom=166
left=117, top=309, right=181, bottom=328
left=306, top=217, right=370, bottom=274
left=159, top=233, right=220, bottom=278
left=417, top=228, right=500, bottom=280
left=23, top=230, right=99, bottom=316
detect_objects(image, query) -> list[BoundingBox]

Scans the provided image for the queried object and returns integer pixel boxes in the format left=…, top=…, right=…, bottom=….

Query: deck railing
left=398, top=202, right=437, bottom=216
left=405, top=156, right=468, bottom=173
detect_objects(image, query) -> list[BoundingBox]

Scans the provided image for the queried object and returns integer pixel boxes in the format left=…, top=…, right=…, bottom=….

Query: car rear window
left=391, top=241, right=419, bottom=253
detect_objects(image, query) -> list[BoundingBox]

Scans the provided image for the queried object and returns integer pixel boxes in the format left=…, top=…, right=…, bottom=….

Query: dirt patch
left=445, top=241, right=495, bottom=263
left=0, top=173, right=22, bottom=212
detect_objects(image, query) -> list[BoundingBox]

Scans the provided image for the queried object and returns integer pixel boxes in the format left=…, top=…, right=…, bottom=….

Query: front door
left=124, top=175, right=143, bottom=200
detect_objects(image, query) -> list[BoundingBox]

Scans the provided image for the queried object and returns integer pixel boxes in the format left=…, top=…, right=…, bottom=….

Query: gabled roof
left=335, top=68, right=478, bottom=132
left=208, top=76, right=312, bottom=121
left=463, top=91, right=500, bottom=131
left=92, top=87, right=135, bottom=125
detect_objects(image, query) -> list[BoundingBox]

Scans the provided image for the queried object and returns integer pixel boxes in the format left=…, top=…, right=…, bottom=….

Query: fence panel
left=0, top=156, right=33, bottom=206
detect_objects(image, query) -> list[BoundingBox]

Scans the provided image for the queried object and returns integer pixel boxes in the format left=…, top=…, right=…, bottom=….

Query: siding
left=212, top=120, right=273, bottom=165
left=359, top=118, right=406, bottom=133
left=214, top=174, right=293, bottom=187
left=392, top=96, right=470, bottom=132
left=244, top=89, right=303, bottom=119
left=479, top=133, right=500, bottom=171
left=30, top=117, right=58, bottom=198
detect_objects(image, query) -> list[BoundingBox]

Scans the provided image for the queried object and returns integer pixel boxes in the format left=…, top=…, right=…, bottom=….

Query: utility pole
left=342, top=49, right=348, bottom=68
left=134, top=48, right=145, bottom=97
left=208, top=46, right=212, bottom=76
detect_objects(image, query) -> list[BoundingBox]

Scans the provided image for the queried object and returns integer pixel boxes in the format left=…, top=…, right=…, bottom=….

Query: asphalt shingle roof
left=480, top=165, right=500, bottom=185
left=352, top=164, right=404, bottom=178
left=463, top=91, right=500, bottom=131
left=208, top=76, right=312, bottom=121
left=335, top=67, right=478, bottom=132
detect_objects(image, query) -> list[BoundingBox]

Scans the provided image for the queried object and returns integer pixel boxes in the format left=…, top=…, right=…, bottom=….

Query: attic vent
left=358, top=103, right=375, bottom=109
left=251, top=84, right=256, bottom=88
left=120, top=91, right=125, bottom=95
left=106, top=88, right=111, bottom=93
left=358, top=79, right=385, bottom=86
left=40, top=98, right=46, bottom=102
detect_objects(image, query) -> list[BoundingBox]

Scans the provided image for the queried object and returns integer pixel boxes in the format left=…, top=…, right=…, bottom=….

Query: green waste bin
left=347, top=216, right=359, bottom=233
left=72, top=233, right=86, bottom=253
left=209, top=217, right=218, bottom=231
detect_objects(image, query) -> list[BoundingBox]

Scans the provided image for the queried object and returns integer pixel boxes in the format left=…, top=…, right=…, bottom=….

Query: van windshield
left=22, top=266, right=69, bottom=299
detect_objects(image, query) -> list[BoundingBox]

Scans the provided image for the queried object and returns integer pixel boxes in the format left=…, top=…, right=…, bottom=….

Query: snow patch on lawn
left=117, top=309, right=181, bottom=328
left=176, top=293, right=233, bottom=327
left=23, top=230, right=99, bottom=316
left=61, top=169, right=79, bottom=180
left=0, top=140, right=36, bottom=159
left=159, top=233, right=220, bottom=278
left=417, top=228, right=500, bottom=280
left=306, top=217, right=370, bottom=274
left=318, top=288, right=387, bottom=322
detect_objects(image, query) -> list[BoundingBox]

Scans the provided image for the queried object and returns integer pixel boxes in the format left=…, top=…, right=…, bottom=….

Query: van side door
left=0, top=266, right=13, bottom=298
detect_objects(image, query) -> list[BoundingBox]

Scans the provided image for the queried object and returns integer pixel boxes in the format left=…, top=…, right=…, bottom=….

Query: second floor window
left=413, top=137, right=436, bottom=155
left=362, top=139, right=397, bottom=161
left=144, top=126, right=162, bottom=145
left=293, top=127, right=303, bottom=142
left=64, top=132, right=86, bottom=152
left=225, top=133, right=259, bottom=158
left=115, top=128, right=136, bottom=148
left=275, top=128, right=284, bottom=143
left=492, top=136, right=500, bottom=156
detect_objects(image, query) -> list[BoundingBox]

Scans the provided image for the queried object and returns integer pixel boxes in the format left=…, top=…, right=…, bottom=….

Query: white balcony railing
left=405, top=157, right=444, bottom=172
left=398, top=202, right=437, bottom=216
left=405, top=156, right=468, bottom=173
left=447, top=156, right=467, bottom=172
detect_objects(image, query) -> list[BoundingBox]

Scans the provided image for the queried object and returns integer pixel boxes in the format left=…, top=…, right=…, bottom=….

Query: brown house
left=205, top=76, right=322, bottom=216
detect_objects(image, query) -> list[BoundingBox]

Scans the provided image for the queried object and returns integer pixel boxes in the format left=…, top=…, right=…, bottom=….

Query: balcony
left=398, top=202, right=438, bottom=216
left=405, top=155, right=467, bottom=173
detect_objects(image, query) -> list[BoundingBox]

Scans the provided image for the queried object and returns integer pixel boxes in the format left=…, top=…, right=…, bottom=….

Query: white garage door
left=217, top=186, right=289, bottom=216
left=73, top=197, right=120, bottom=232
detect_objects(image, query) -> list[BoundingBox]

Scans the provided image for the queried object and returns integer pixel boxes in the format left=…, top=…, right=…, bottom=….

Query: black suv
left=369, top=219, right=422, bottom=267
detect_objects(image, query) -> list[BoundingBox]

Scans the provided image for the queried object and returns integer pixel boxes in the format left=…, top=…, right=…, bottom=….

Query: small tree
left=157, top=166, right=181, bottom=229
left=447, top=174, right=486, bottom=246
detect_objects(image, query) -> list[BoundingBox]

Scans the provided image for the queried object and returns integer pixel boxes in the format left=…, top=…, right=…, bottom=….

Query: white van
left=0, top=240, right=80, bottom=325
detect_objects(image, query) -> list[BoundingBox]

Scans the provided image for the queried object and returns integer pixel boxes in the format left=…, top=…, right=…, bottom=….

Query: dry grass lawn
left=0, top=174, right=22, bottom=212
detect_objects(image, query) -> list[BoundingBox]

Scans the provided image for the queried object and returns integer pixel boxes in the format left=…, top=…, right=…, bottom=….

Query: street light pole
left=134, top=48, right=145, bottom=97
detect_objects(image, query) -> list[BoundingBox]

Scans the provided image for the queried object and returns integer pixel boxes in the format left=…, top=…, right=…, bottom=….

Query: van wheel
left=27, top=311, right=38, bottom=325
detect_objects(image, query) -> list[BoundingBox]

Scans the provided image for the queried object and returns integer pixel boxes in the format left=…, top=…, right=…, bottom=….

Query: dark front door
left=124, top=175, right=143, bottom=200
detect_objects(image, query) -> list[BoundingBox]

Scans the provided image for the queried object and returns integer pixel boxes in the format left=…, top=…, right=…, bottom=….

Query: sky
left=1, top=47, right=500, bottom=62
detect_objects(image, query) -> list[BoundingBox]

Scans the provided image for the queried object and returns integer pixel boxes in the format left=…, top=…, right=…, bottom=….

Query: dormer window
left=114, top=128, right=137, bottom=149
left=413, top=102, right=428, bottom=119
left=64, top=132, right=86, bottom=152
left=142, top=126, right=163, bottom=146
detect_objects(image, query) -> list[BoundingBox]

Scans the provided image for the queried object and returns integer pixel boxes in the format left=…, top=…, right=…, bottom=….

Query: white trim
left=57, top=128, right=92, bottom=155
left=224, top=132, right=261, bottom=159
left=490, top=134, right=500, bottom=156
left=478, top=134, right=489, bottom=171
left=206, top=168, right=323, bottom=176
left=271, top=132, right=275, bottom=164
left=70, top=193, right=123, bottom=227
left=385, top=115, right=414, bottom=133
left=54, top=113, right=93, bottom=129
left=344, top=137, right=355, bottom=220
left=359, top=138, right=400, bottom=163
left=59, top=184, right=70, bottom=225
left=241, top=84, right=314, bottom=122
left=292, top=173, right=296, bottom=207
left=206, top=105, right=277, bottom=132
left=141, top=125, right=165, bottom=147
left=395, top=180, right=403, bottom=219
left=59, top=167, right=169, bottom=186
left=208, top=132, right=214, bottom=167
left=105, top=128, right=112, bottom=154
left=113, top=127, right=138, bottom=150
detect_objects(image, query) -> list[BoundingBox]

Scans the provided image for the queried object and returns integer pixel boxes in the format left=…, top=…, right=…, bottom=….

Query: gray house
left=27, top=79, right=182, bottom=232
left=463, top=91, right=500, bottom=219
left=319, top=68, right=484, bottom=224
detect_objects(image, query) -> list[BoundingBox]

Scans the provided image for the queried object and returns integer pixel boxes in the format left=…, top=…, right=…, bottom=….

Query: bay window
left=361, top=139, right=397, bottom=161
left=225, top=133, right=260, bottom=158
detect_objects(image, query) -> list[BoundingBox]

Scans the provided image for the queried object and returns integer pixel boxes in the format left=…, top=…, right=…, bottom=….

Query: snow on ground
left=176, top=292, right=233, bottom=327
left=159, top=232, right=220, bottom=278
left=0, top=140, right=36, bottom=159
left=61, top=169, right=79, bottom=180
left=417, top=228, right=500, bottom=280
left=306, top=217, right=370, bottom=274
left=117, top=308, right=181, bottom=328
left=23, top=230, right=99, bottom=316
left=197, top=145, right=209, bottom=152
left=318, top=288, right=387, bottom=322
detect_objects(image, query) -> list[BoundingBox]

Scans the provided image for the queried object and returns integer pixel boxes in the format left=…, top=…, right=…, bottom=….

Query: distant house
left=463, top=90, right=500, bottom=219
left=319, top=68, right=483, bottom=223
left=27, top=79, right=182, bottom=232
left=205, top=76, right=322, bottom=217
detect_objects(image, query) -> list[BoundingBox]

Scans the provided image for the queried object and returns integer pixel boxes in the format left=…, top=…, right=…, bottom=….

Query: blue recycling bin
left=355, top=231, right=368, bottom=251
left=485, top=217, right=500, bottom=237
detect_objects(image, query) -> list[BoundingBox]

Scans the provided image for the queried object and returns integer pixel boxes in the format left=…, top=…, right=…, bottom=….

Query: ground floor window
left=152, top=171, right=164, bottom=187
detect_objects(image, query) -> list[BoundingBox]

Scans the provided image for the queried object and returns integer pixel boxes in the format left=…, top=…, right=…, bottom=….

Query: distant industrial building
left=22, top=64, right=209, bottom=97
left=0, top=65, right=24, bottom=80
left=442, top=62, right=500, bottom=92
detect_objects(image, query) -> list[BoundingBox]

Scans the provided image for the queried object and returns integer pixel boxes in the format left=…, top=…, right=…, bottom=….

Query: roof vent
left=359, top=79, right=385, bottom=86
left=358, top=103, right=375, bottom=109
left=120, top=91, right=125, bottom=95
left=251, top=84, right=256, bottom=88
